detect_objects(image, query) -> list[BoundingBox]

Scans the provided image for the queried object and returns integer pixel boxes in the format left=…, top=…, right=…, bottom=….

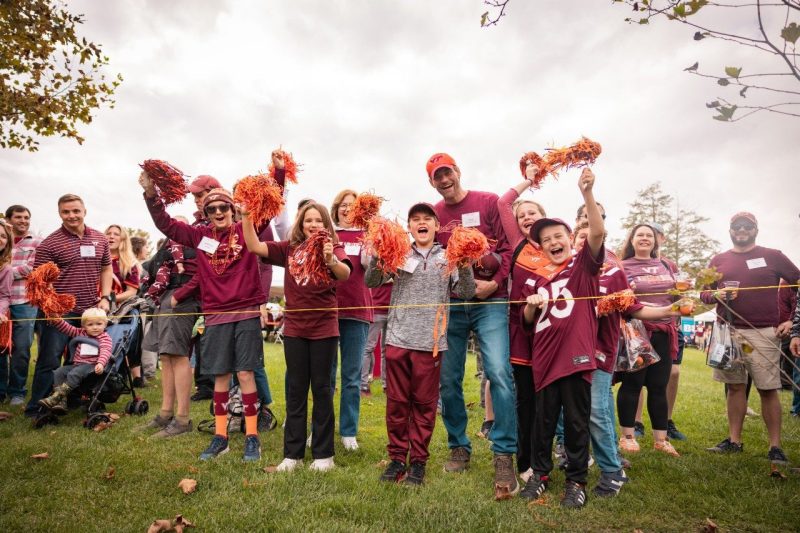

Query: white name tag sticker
left=344, top=242, right=361, bottom=256
left=401, top=257, right=420, bottom=273
left=525, top=278, right=537, bottom=287
left=746, top=257, right=767, bottom=269
left=599, top=286, right=608, bottom=294
left=80, top=245, right=96, bottom=258
left=80, top=343, right=99, bottom=356
left=197, top=236, right=220, bottom=254
left=461, top=212, right=480, bottom=228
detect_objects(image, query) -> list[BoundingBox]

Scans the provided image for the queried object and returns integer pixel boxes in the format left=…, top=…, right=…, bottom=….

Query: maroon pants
left=385, top=345, right=442, bottom=464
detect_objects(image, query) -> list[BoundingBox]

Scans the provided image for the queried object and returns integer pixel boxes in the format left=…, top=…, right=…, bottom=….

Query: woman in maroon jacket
left=242, top=201, right=351, bottom=472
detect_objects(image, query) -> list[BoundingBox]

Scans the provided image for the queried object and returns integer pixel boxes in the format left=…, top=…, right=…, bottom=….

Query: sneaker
left=746, top=407, right=759, bottom=417
left=561, top=480, right=588, bottom=509
left=493, top=454, right=519, bottom=500
left=479, top=419, right=494, bottom=439
left=443, top=446, right=470, bottom=473
left=144, top=414, right=173, bottom=430
left=653, top=440, right=680, bottom=457
left=257, top=406, right=278, bottom=432
left=243, top=435, right=261, bottom=462
left=768, top=446, right=789, bottom=465
left=380, top=459, right=407, bottom=482
left=706, top=438, right=743, bottom=454
left=618, top=454, right=632, bottom=470
left=520, top=473, right=549, bottom=500
left=667, top=420, right=687, bottom=441
left=403, top=462, right=426, bottom=486
left=276, top=458, right=301, bottom=472
left=152, top=419, right=193, bottom=438
left=309, top=456, right=335, bottom=472
left=519, top=467, right=534, bottom=483
left=619, top=436, right=640, bottom=453
left=191, top=390, right=213, bottom=402
left=342, top=436, right=359, bottom=451
left=9, top=396, right=25, bottom=407
left=593, top=470, right=628, bottom=498
left=199, top=435, right=229, bottom=460
left=633, top=421, right=645, bottom=438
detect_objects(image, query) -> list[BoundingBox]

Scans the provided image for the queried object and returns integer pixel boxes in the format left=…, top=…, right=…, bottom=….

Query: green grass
left=1, top=347, right=799, bottom=532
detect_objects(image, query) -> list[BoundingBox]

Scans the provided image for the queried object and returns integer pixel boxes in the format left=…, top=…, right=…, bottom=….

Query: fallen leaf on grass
left=186, top=465, right=198, bottom=474
left=102, top=466, right=116, bottom=480
left=147, top=514, right=195, bottom=533
left=49, top=431, right=57, bottom=436
left=376, top=459, right=389, bottom=468
left=263, top=465, right=279, bottom=473
left=702, top=518, right=718, bottom=532
left=0, top=411, right=13, bottom=421
left=107, top=413, right=120, bottom=422
left=465, top=401, right=476, bottom=409
left=178, top=478, right=197, bottom=494
left=147, top=519, right=173, bottom=533
left=93, top=422, right=112, bottom=432
left=526, top=496, right=549, bottom=508
left=31, top=452, right=49, bottom=460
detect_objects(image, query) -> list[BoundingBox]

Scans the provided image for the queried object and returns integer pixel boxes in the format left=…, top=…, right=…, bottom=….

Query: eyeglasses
left=338, top=203, right=353, bottom=210
left=205, top=204, right=231, bottom=215
left=730, top=223, right=755, bottom=231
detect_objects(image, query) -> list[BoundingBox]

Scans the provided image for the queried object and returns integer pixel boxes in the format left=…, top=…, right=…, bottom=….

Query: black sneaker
left=593, top=469, right=628, bottom=498
left=768, top=446, right=789, bottom=465
left=191, top=390, right=214, bottom=402
left=520, top=473, right=549, bottom=500
left=199, top=435, right=230, bottom=460
left=243, top=435, right=261, bottom=462
left=633, top=421, right=645, bottom=438
left=479, top=419, right=494, bottom=439
left=257, top=406, right=278, bottom=432
left=706, top=438, right=743, bottom=454
left=561, top=480, right=588, bottom=509
left=403, top=462, right=426, bottom=486
left=667, top=420, right=687, bottom=441
left=380, top=459, right=407, bottom=482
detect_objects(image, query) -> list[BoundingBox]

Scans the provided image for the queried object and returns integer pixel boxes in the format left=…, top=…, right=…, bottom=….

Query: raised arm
left=364, top=256, right=392, bottom=288
left=241, top=212, right=270, bottom=258
left=452, top=264, right=476, bottom=300
left=579, top=168, right=604, bottom=259
left=139, top=171, right=202, bottom=248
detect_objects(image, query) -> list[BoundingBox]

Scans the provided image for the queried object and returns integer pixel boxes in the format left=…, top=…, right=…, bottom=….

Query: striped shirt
left=10, top=233, right=42, bottom=305
left=54, top=320, right=112, bottom=367
left=34, top=226, right=111, bottom=314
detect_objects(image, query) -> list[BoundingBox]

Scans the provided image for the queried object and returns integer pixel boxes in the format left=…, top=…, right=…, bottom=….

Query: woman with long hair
left=0, top=223, right=15, bottom=402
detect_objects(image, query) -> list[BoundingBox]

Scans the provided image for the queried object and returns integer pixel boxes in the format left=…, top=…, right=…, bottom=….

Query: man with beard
left=701, top=212, right=800, bottom=464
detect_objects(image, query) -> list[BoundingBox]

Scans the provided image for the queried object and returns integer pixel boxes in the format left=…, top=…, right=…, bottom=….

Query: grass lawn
left=1, top=345, right=799, bottom=532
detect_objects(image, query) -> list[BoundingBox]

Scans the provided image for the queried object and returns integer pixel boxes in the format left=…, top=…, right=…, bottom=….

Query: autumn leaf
left=178, top=478, right=197, bottom=494
left=102, top=466, right=116, bottom=480
left=147, top=515, right=195, bottom=533
left=724, top=66, right=742, bottom=78
left=263, top=465, right=279, bottom=473
left=107, top=413, right=120, bottom=422
left=480, top=11, right=489, bottom=27
left=0, top=411, right=13, bottom=421
left=147, top=519, right=173, bottom=533
left=31, top=452, right=50, bottom=460
left=781, top=22, right=800, bottom=44
left=376, top=459, right=389, bottom=468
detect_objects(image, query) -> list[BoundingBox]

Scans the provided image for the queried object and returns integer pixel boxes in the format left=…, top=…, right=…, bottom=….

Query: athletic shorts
left=142, top=290, right=199, bottom=357
left=202, top=317, right=264, bottom=375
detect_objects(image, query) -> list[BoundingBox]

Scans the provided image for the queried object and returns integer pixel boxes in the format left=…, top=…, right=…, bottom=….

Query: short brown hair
left=290, top=202, right=339, bottom=246
left=330, top=189, right=357, bottom=226
left=57, top=194, right=84, bottom=207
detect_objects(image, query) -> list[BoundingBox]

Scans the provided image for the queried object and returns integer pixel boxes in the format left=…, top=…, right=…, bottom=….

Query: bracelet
left=100, top=295, right=111, bottom=302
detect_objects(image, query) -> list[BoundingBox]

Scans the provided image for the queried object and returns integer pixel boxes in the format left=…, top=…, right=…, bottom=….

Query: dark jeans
left=193, top=334, right=214, bottom=394
left=3, top=304, right=39, bottom=398
left=617, top=330, right=672, bottom=431
left=513, top=363, right=535, bottom=473
left=53, top=363, right=97, bottom=389
left=25, top=313, right=81, bottom=416
left=284, top=336, right=337, bottom=460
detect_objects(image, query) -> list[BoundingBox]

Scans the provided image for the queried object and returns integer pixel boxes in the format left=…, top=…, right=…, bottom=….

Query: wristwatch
left=100, top=295, right=111, bottom=302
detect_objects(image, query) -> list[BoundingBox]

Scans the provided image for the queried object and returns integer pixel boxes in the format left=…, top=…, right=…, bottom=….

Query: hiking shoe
left=199, top=435, right=229, bottom=460
left=191, top=390, right=213, bottom=402
left=443, top=446, right=470, bottom=473
left=243, top=435, right=261, bottom=462
left=479, top=419, right=494, bottom=439
left=380, top=459, right=407, bottom=482
left=309, top=457, right=335, bottom=472
left=144, top=414, right=173, bottom=430
left=152, top=419, right=192, bottom=438
left=667, top=420, right=687, bottom=441
left=619, top=436, right=640, bottom=453
left=276, top=458, right=301, bottom=472
left=342, top=436, right=359, bottom=451
left=257, top=406, right=278, bottom=432
left=654, top=440, right=680, bottom=457
left=403, top=462, right=426, bottom=486
left=493, top=454, right=519, bottom=500
left=561, top=480, right=588, bottom=509
left=706, top=438, right=743, bottom=454
left=593, top=469, right=628, bottom=498
left=9, top=396, right=25, bottom=407
left=520, top=473, right=549, bottom=500
left=633, top=421, right=645, bottom=438
left=768, top=447, right=789, bottom=465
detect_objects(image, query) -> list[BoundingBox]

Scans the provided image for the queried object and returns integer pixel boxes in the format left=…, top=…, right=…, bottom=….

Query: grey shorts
left=142, top=289, right=199, bottom=357
left=202, top=317, right=264, bottom=375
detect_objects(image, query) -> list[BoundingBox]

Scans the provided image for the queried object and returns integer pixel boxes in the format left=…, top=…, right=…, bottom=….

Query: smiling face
left=0, top=225, right=9, bottom=251
left=204, top=201, right=233, bottom=230
left=83, top=318, right=107, bottom=337
left=8, top=209, right=30, bottom=237
left=516, top=201, right=544, bottom=237
left=632, top=226, right=656, bottom=257
left=572, top=227, right=590, bottom=252
left=729, top=219, right=758, bottom=248
left=539, top=224, right=573, bottom=265
left=337, top=194, right=356, bottom=228
left=302, top=207, right=325, bottom=239
left=429, top=167, right=463, bottom=203
left=58, top=200, right=86, bottom=234
left=408, top=212, right=439, bottom=248
left=105, top=226, right=121, bottom=253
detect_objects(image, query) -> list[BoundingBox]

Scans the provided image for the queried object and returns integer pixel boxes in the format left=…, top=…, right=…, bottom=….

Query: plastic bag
left=706, top=321, right=742, bottom=370
left=615, top=319, right=661, bottom=373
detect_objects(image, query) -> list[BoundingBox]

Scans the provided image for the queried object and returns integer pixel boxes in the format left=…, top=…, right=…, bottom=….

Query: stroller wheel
left=84, top=413, right=111, bottom=430
left=124, top=400, right=136, bottom=415
left=33, top=413, right=59, bottom=430
left=133, top=399, right=149, bottom=415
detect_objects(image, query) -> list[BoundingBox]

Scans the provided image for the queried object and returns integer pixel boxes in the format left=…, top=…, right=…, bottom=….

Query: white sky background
left=1, top=0, right=798, bottom=283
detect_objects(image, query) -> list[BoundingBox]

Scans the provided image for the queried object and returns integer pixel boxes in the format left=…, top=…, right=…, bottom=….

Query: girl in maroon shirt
left=242, top=201, right=351, bottom=473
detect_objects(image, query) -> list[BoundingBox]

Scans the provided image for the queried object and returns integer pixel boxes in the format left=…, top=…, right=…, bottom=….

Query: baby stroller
left=33, top=300, right=150, bottom=429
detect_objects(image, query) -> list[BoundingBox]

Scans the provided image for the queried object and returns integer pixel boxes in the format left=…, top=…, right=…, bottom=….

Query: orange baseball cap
left=426, top=153, right=457, bottom=179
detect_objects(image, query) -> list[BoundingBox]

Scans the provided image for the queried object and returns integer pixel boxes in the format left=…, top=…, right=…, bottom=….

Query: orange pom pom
left=233, top=174, right=285, bottom=228
left=269, top=150, right=300, bottom=184
left=139, top=160, right=188, bottom=205
left=532, top=137, right=602, bottom=187
left=288, top=230, right=330, bottom=286
left=25, top=262, right=76, bottom=318
left=362, top=217, right=411, bottom=275
left=444, top=225, right=491, bottom=273
left=597, top=289, right=636, bottom=317
left=350, top=192, right=384, bottom=229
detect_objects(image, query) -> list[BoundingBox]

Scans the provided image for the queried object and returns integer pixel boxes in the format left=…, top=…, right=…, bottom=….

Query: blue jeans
left=233, top=366, right=273, bottom=406
left=589, top=370, right=621, bottom=473
left=5, top=304, right=39, bottom=398
left=331, top=319, right=368, bottom=437
left=440, top=299, right=516, bottom=455
left=25, top=313, right=80, bottom=416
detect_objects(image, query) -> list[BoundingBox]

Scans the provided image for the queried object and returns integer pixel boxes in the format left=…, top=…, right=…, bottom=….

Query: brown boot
left=38, top=383, right=71, bottom=415
left=443, top=446, right=470, bottom=473
left=493, top=453, right=519, bottom=500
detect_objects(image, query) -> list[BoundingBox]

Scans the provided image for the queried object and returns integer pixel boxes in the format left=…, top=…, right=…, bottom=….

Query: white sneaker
left=276, top=458, right=301, bottom=472
left=306, top=432, right=312, bottom=448
left=589, top=454, right=595, bottom=467
left=9, top=396, right=24, bottom=407
left=519, top=467, right=534, bottom=483
left=746, top=407, right=759, bottom=417
left=309, top=457, right=335, bottom=472
left=342, top=436, right=359, bottom=451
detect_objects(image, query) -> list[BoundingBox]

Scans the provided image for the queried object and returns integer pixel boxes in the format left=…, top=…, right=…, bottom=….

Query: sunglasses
left=205, top=204, right=231, bottom=215
left=730, top=223, right=755, bottom=231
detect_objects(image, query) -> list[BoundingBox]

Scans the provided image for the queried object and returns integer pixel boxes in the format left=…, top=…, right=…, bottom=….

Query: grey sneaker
left=144, top=414, right=173, bottom=430
left=493, top=454, right=519, bottom=500
left=706, top=438, right=743, bottom=454
left=561, top=480, right=587, bottom=509
left=9, top=396, right=25, bottom=407
left=768, top=446, right=789, bottom=465
left=593, top=469, right=628, bottom=498
left=152, top=419, right=193, bottom=438
left=443, top=446, right=470, bottom=473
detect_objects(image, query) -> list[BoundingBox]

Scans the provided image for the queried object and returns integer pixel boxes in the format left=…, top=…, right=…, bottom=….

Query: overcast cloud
left=1, top=0, right=797, bottom=281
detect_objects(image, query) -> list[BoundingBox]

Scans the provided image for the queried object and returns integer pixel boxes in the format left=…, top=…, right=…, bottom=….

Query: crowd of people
left=0, top=149, right=798, bottom=509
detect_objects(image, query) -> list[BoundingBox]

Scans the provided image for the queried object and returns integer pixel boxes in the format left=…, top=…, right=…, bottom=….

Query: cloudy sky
left=2, top=0, right=797, bottom=281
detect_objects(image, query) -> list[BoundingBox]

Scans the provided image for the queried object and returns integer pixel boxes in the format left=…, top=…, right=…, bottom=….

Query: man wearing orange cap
left=426, top=153, right=517, bottom=500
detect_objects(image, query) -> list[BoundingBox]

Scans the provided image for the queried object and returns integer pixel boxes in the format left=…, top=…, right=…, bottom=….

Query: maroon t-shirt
left=700, top=246, right=800, bottom=328
left=110, top=257, right=140, bottom=295
left=370, top=281, right=393, bottom=317
left=335, top=228, right=373, bottom=323
left=622, top=257, right=675, bottom=324
left=778, top=280, right=797, bottom=324
left=434, top=190, right=511, bottom=300
left=595, top=253, right=643, bottom=374
left=521, top=244, right=603, bottom=392
left=509, top=242, right=549, bottom=366
left=265, top=240, right=351, bottom=340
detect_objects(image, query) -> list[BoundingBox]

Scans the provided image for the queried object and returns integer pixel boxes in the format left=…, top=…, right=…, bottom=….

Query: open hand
left=139, top=171, right=156, bottom=197
left=272, top=149, right=286, bottom=170
left=579, top=168, right=595, bottom=192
